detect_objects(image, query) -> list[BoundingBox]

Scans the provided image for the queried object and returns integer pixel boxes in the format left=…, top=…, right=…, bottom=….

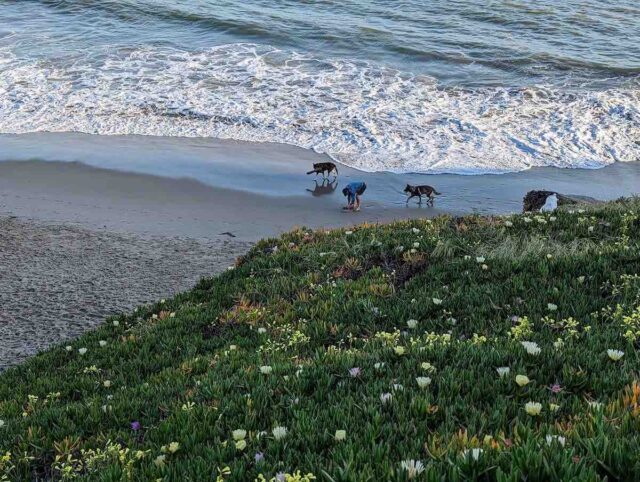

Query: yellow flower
left=235, top=440, right=247, bottom=451
left=168, top=442, right=180, bottom=454
left=549, top=403, right=560, bottom=412
left=421, top=362, right=436, bottom=372
left=525, top=401, right=542, bottom=416
left=515, top=375, right=530, bottom=387
left=232, top=429, right=247, bottom=441
left=394, top=346, right=406, bottom=356
left=154, top=455, right=166, bottom=467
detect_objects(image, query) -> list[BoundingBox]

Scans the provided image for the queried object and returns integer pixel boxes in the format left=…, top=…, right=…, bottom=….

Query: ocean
left=1, top=0, right=639, bottom=174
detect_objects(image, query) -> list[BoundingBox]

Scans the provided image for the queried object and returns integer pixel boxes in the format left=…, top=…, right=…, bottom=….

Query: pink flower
left=550, top=383, right=562, bottom=394
left=349, top=367, right=362, bottom=378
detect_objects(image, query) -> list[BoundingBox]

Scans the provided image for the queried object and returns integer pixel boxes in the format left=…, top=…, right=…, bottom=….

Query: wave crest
left=1, top=43, right=638, bottom=174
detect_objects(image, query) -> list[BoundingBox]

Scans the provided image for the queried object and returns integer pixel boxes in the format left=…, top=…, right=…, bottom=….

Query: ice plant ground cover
left=1, top=199, right=640, bottom=481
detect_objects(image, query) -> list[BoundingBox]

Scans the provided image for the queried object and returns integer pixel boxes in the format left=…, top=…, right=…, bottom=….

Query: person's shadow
left=306, top=178, right=337, bottom=197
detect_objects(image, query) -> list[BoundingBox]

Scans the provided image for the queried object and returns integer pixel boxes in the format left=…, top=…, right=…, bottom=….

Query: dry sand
left=0, top=216, right=251, bottom=370
left=0, top=132, right=639, bottom=370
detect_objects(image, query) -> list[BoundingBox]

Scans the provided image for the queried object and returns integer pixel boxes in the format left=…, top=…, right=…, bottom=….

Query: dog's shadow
left=306, top=179, right=338, bottom=197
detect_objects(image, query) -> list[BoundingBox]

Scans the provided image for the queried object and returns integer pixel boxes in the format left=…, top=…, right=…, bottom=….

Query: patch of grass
left=1, top=199, right=640, bottom=481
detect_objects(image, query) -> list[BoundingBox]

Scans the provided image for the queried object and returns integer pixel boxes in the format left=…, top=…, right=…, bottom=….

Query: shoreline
left=0, top=132, right=639, bottom=369
left=1, top=132, right=639, bottom=241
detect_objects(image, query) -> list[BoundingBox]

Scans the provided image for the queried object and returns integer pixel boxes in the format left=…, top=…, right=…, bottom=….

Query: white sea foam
left=0, top=43, right=638, bottom=174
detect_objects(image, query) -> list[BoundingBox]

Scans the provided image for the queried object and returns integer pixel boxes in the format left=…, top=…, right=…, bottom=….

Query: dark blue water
left=1, top=0, right=638, bottom=173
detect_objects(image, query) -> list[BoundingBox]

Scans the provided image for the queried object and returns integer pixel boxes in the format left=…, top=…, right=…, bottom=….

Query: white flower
left=521, top=341, right=541, bottom=356
left=99, top=340, right=107, bottom=347
left=112, top=320, right=119, bottom=327
left=154, top=455, right=166, bottom=467
left=588, top=226, right=594, bottom=232
left=345, top=231, right=353, bottom=235
left=257, top=327, right=267, bottom=334
left=524, top=217, right=532, bottom=223
left=577, top=276, right=585, bottom=284
left=78, top=348, right=88, bottom=355
left=546, top=435, right=566, bottom=447
left=432, top=298, right=442, bottom=305
left=394, top=346, right=406, bottom=356
left=549, top=403, right=560, bottom=412
left=392, top=384, right=404, bottom=392
left=412, top=228, right=420, bottom=234
left=410, top=248, right=417, bottom=253
left=549, top=216, right=557, bottom=222
left=272, top=426, right=287, bottom=440
left=413, top=242, right=420, bottom=248
left=546, top=254, right=553, bottom=259
left=374, top=362, right=385, bottom=370
left=232, top=429, right=247, bottom=441
left=496, top=367, right=510, bottom=378
left=553, top=339, right=564, bottom=350
left=463, top=448, right=483, bottom=461
left=515, top=375, right=530, bottom=387
left=416, top=377, right=432, bottom=389
left=260, top=365, right=273, bottom=375
left=547, top=303, right=558, bottom=311
left=406, top=319, right=418, bottom=329
left=607, top=349, right=624, bottom=361
left=400, top=459, right=425, bottom=479
left=588, top=401, right=603, bottom=410
left=152, top=314, right=158, bottom=320
left=525, top=401, right=542, bottom=416
left=504, top=221, right=513, bottom=227
left=229, top=345, right=237, bottom=351
left=0, top=420, right=4, bottom=428
left=482, top=264, right=489, bottom=270
left=464, top=255, right=471, bottom=260
left=476, top=257, right=485, bottom=263
left=334, top=430, right=346, bottom=441
left=65, top=346, right=73, bottom=352
left=103, top=380, right=111, bottom=388
left=380, top=392, right=393, bottom=404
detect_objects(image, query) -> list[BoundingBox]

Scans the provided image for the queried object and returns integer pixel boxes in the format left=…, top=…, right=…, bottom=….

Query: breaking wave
left=1, top=43, right=638, bottom=174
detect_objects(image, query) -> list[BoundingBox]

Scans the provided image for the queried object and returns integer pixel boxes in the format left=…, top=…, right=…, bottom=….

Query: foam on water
left=1, top=43, right=638, bottom=174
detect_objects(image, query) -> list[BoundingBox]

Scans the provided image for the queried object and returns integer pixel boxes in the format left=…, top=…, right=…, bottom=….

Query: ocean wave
left=0, top=43, right=638, bottom=174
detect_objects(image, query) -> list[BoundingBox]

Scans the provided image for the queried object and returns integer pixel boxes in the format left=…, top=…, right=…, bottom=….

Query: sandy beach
left=1, top=132, right=639, bottom=370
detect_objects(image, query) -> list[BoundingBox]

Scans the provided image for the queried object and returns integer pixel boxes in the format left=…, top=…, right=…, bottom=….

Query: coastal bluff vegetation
left=1, top=198, right=639, bottom=481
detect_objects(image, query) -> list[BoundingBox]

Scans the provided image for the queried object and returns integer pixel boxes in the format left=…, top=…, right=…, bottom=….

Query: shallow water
left=0, top=1, right=638, bottom=174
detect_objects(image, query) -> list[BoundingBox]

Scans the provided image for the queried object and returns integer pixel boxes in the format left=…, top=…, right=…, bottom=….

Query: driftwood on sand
left=523, top=190, right=601, bottom=212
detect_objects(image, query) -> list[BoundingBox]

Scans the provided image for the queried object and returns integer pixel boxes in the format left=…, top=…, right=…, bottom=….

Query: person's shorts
left=356, top=183, right=367, bottom=195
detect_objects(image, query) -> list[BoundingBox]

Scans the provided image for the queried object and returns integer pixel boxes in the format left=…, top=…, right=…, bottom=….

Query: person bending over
left=342, top=181, right=367, bottom=211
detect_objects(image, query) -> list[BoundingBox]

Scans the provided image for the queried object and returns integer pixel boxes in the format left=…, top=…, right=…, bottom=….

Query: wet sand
left=0, top=132, right=639, bottom=369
